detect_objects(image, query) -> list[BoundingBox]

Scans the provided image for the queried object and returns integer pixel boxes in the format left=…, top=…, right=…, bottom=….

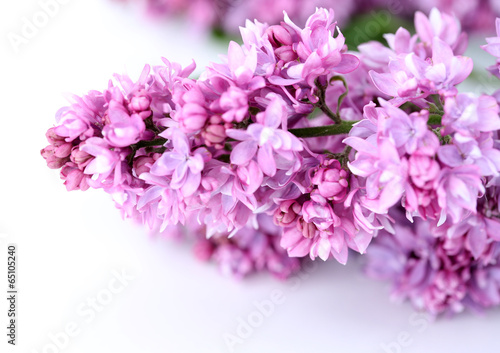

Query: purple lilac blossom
left=42, top=7, right=500, bottom=313
left=365, top=210, right=500, bottom=315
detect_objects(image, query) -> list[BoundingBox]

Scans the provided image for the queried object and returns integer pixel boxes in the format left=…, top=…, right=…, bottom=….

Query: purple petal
left=466, top=225, right=487, bottom=259
left=226, top=128, right=251, bottom=141
left=230, top=140, right=258, bottom=165
left=151, top=152, right=182, bottom=176
left=263, top=96, right=285, bottom=128
left=180, top=170, right=201, bottom=197
left=171, top=161, right=188, bottom=187
left=432, top=37, right=454, bottom=65
left=332, top=53, right=360, bottom=74
left=437, top=145, right=463, bottom=167
left=172, top=129, right=190, bottom=156
left=258, top=144, right=276, bottom=176
left=369, top=71, right=399, bottom=97
left=449, top=56, right=473, bottom=85
left=414, top=12, right=433, bottom=44
left=330, top=241, right=348, bottom=264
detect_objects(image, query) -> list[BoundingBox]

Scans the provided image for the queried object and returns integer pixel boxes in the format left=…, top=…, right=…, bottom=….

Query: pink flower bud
left=46, top=127, right=67, bottom=146
left=134, top=155, right=155, bottom=176
left=274, top=46, right=298, bottom=62
left=54, top=142, right=73, bottom=158
left=273, top=200, right=301, bottom=227
left=409, top=154, right=440, bottom=189
left=202, top=124, right=226, bottom=147
left=311, top=159, right=349, bottom=203
left=41, top=146, right=69, bottom=169
left=61, top=164, right=89, bottom=191
left=178, top=103, right=207, bottom=133
left=219, top=86, right=248, bottom=123
left=297, top=217, right=317, bottom=239
left=266, top=25, right=294, bottom=47
left=71, top=148, right=93, bottom=169
left=129, top=89, right=152, bottom=112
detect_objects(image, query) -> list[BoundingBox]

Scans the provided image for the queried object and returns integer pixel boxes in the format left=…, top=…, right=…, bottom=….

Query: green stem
left=329, top=75, right=349, bottom=118
left=431, top=94, right=444, bottom=111
left=289, top=121, right=358, bottom=138
left=428, top=114, right=442, bottom=126
left=124, top=113, right=440, bottom=155
left=132, top=138, right=167, bottom=149
left=126, top=137, right=168, bottom=166
left=315, top=80, right=342, bottom=124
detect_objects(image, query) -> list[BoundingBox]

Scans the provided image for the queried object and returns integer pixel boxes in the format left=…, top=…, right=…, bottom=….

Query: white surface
left=1, top=1, right=499, bottom=352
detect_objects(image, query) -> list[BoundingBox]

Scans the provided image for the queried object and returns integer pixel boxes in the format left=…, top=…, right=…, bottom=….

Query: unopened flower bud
left=46, top=127, right=67, bottom=146
left=297, top=217, right=317, bottom=239
left=266, top=25, right=294, bottom=47
left=311, top=159, right=349, bottom=203
left=54, top=142, right=73, bottom=158
left=41, top=146, right=69, bottom=169
left=274, top=200, right=301, bottom=226
left=202, top=124, right=226, bottom=146
left=71, top=148, right=93, bottom=169
left=129, top=89, right=152, bottom=112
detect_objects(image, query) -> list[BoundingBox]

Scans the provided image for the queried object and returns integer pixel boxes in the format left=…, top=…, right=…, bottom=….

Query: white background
left=1, top=1, right=499, bottom=352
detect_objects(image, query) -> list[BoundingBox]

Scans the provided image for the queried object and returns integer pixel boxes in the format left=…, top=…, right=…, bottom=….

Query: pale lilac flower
left=344, top=136, right=408, bottom=214
left=481, top=18, right=500, bottom=78
left=404, top=37, right=473, bottom=96
left=102, top=100, right=146, bottom=147
left=150, top=128, right=210, bottom=197
left=54, top=91, right=105, bottom=142
left=435, top=165, right=485, bottom=224
left=365, top=213, right=500, bottom=315
left=438, top=133, right=500, bottom=176
left=381, top=103, right=436, bottom=155
left=441, top=93, right=500, bottom=137
left=80, top=137, right=127, bottom=187
left=268, top=8, right=359, bottom=88
left=414, top=7, right=468, bottom=56
left=344, top=175, right=393, bottom=237
left=445, top=214, right=500, bottom=260
left=280, top=212, right=362, bottom=264
left=384, top=27, right=418, bottom=56
left=226, top=94, right=303, bottom=177
left=302, top=200, right=340, bottom=231
left=137, top=183, right=187, bottom=229
left=292, top=8, right=359, bottom=86
left=211, top=41, right=266, bottom=91
left=369, top=58, right=423, bottom=106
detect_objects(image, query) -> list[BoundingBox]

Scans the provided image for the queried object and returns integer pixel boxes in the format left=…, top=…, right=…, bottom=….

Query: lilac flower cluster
left=116, top=0, right=500, bottom=34
left=365, top=210, right=500, bottom=315
left=43, top=7, right=500, bottom=314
